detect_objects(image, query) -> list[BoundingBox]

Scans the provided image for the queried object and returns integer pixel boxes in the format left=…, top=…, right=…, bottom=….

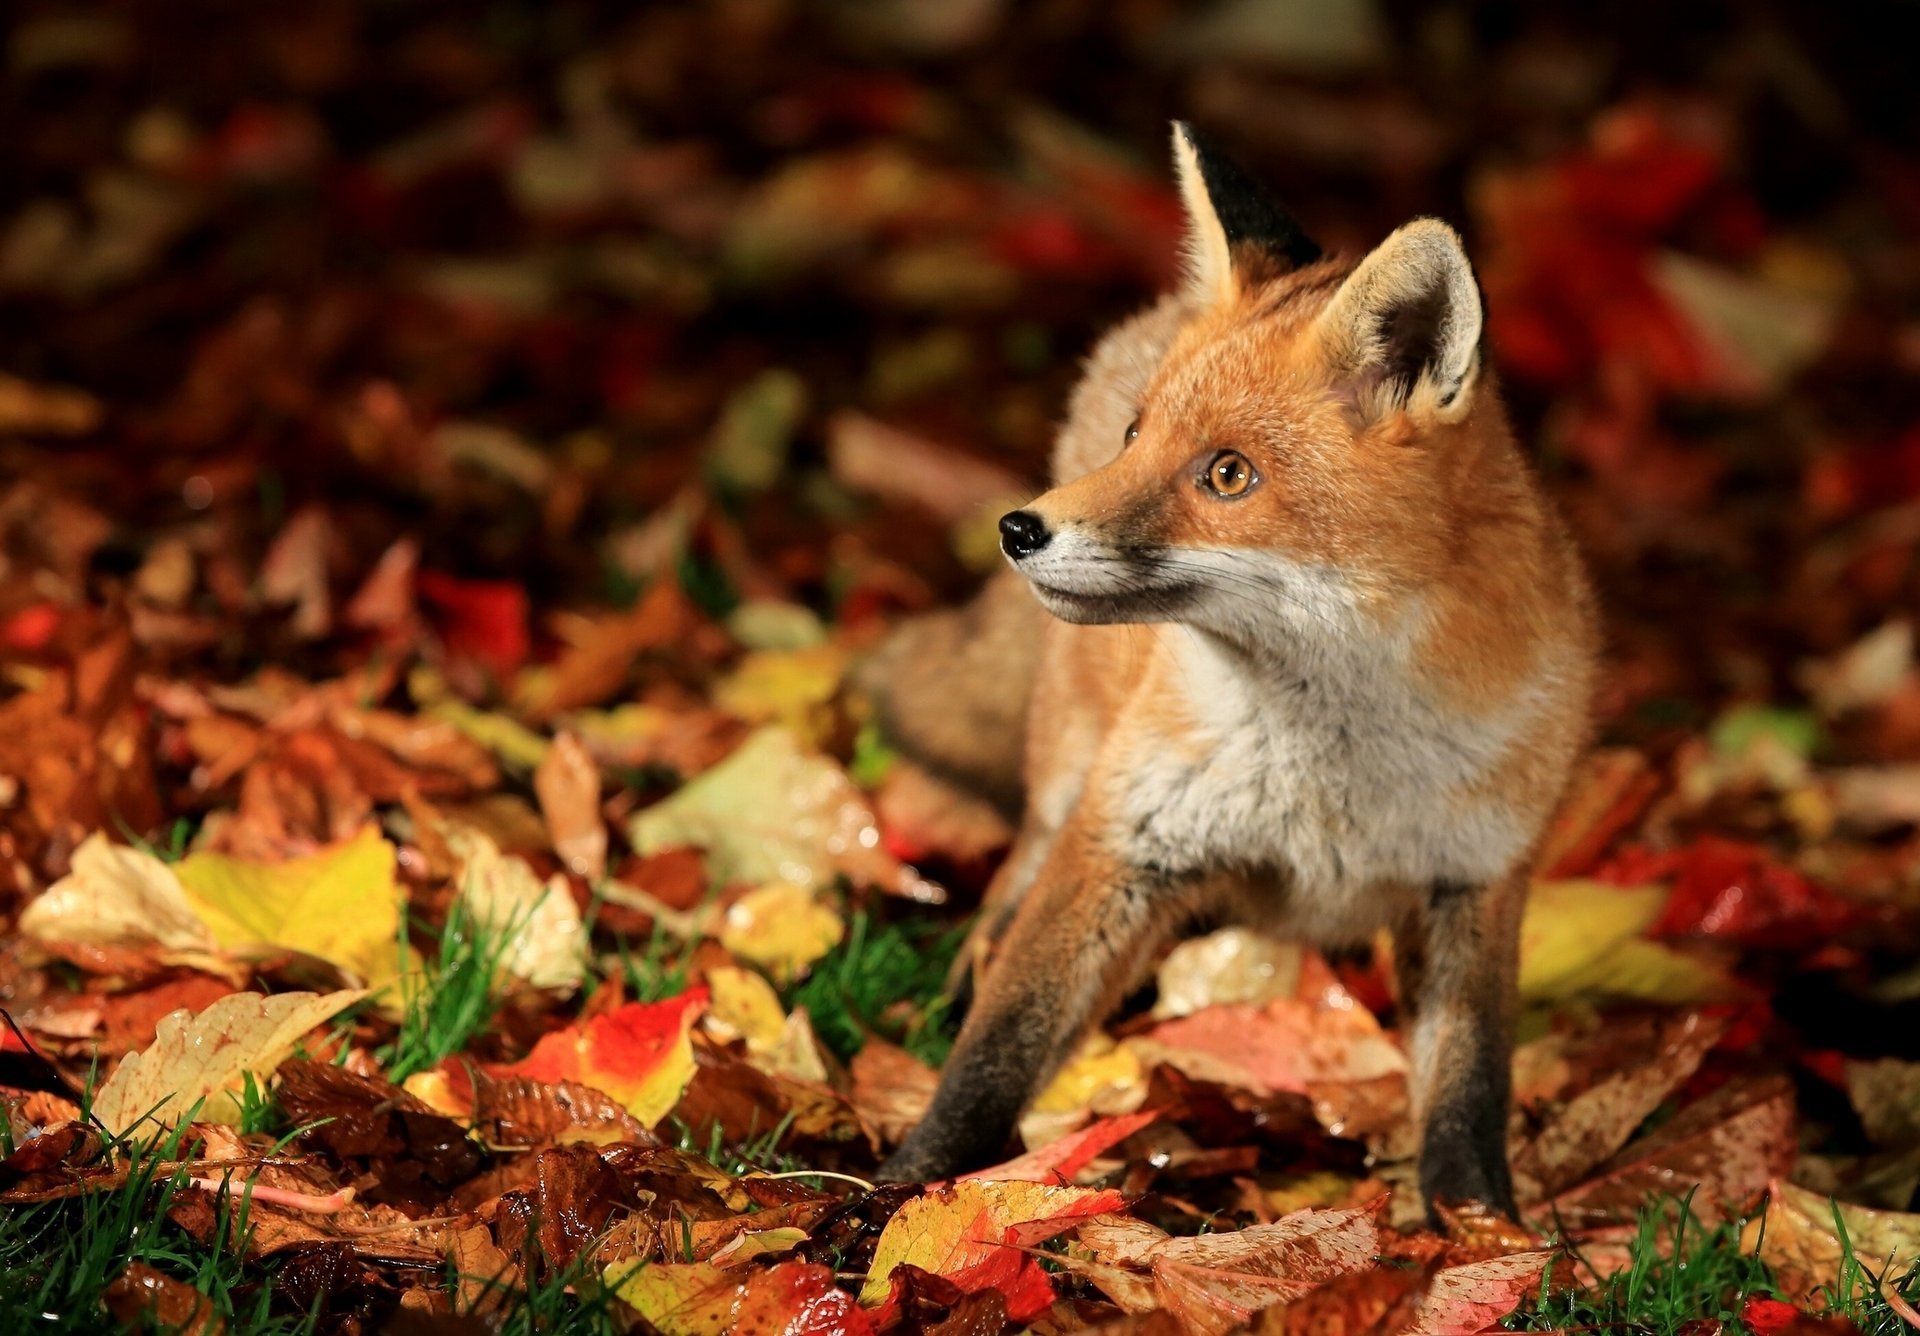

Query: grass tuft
left=381, top=898, right=520, bottom=1084
left=784, top=911, right=964, bottom=1066
left=1817, top=1198, right=1920, bottom=1336
left=1508, top=1192, right=1777, bottom=1336
left=0, top=1123, right=317, bottom=1334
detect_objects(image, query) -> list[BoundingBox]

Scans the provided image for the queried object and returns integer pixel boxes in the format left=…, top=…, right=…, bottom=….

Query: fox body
left=869, top=125, right=1597, bottom=1216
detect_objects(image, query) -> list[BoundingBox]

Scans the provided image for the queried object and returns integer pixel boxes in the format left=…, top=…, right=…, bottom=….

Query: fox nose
left=999, top=510, right=1051, bottom=559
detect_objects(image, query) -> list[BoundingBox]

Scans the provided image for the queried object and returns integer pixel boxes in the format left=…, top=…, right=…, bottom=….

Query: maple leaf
left=498, top=989, right=708, bottom=1128
left=91, top=988, right=365, bottom=1135
left=174, top=824, right=407, bottom=990
left=856, top=1179, right=1126, bottom=1316
left=627, top=726, right=904, bottom=892
left=20, top=832, right=216, bottom=952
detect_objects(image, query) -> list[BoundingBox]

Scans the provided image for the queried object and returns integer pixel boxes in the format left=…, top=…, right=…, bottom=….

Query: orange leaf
left=501, top=989, right=708, bottom=1128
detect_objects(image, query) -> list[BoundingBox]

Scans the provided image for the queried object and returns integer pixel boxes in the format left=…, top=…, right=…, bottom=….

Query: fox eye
left=1202, top=449, right=1256, bottom=498
left=1123, top=419, right=1139, bottom=446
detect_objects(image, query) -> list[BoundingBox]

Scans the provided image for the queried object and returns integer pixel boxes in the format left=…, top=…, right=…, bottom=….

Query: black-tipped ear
left=1312, top=218, right=1484, bottom=424
left=1172, top=122, right=1320, bottom=306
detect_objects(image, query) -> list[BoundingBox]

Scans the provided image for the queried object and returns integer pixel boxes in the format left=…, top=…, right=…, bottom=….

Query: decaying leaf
left=92, top=988, right=366, bottom=1135
left=533, top=729, right=607, bottom=880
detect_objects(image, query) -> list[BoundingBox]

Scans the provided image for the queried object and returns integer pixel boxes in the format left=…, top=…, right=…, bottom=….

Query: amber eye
left=1203, top=450, right=1255, bottom=497
left=1123, top=419, right=1139, bottom=446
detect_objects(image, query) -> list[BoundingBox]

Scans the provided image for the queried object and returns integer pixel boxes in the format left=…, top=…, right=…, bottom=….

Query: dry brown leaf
left=534, top=729, right=606, bottom=880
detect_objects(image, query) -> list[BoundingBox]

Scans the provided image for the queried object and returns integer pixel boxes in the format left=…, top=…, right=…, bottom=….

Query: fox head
left=1001, top=123, right=1498, bottom=649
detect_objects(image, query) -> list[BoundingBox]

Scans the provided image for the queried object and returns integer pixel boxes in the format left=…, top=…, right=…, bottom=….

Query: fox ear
left=1171, top=122, right=1321, bottom=308
left=1312, top=218, right=1483, bottom=425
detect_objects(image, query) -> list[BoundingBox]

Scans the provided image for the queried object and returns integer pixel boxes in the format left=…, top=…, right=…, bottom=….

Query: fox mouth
left=1027, top=575, right=1197, bottom=624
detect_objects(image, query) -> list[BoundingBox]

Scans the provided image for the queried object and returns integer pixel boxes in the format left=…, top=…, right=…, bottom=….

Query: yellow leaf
left=709, top=1227, right=810, bottom=1267
left=703, top=964, right=788, bottom=1055
left=719, top=882, right=844, bottom=984
left=21, top=832, right=215, bottom=952
left=445, top=822, right=585, bottom=991
left=1520, top=880, right=1742, bottom=1006
left=426, top=698, right=551, bottom=772
left=1031, top=1034, right=1146, bottom=1116
left=92, top=988, right=365, bottom=1135
left=712, top=646, right=845, bottom=744
left=176, top=825, right=405, bottom=990
left=602, top=1260, right=742, bottom=1336
left=627, top=726, right=901, bottom=891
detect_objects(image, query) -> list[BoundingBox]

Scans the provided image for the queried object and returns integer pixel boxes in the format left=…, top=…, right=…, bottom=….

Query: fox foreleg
left=1397, top=871, right=1526, bottom=1220
left=880, top=821, right=1194, bottom=1182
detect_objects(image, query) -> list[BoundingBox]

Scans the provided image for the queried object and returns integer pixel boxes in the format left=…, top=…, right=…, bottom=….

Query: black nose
left=999, top=510, right=1051, bottom=559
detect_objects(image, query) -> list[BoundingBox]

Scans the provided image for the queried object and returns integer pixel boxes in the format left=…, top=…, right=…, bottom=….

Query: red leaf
left=418, top=571, right=531, bottom=677
left=961, top=1110, right=1159, bottom=1185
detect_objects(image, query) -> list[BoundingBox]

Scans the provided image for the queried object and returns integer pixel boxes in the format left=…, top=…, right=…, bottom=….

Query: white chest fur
left=1109, top=623, right=1534, bottom=941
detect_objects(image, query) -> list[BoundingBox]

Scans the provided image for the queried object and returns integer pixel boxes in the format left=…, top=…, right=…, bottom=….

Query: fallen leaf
left=92, top=988, right=365, bottom=1135
left=498, top=989, right=707, bottom=1128
left=712, top=645, right=846, bottom=745
left=1745, top=1180, right=1920, bottom=1302
left=1520, top=880, right=1742, bottom=1005
left=20, top=832, right=216, bottom=952
left=850, top=1038, right=938, bottom=1146
left=718, top=881, right=845, bottom=984
left=965, top=1110, right=1160, bottom=1184
left=1076, top=1203, right=1383, bottom=1336
left=857, top=1179, right=1127, bottom=1311
left=175, top=824, right=406, bottom=989
left=702, top=964, right=789, bottom=1056
left=1540, top=1075, right=1797, bottom=1229
left=533, top=730, right=606, bottom=880
left=1511, top=1011, right=1730, bottom=1202
left=1152, top=927, right=1304, bottom=1020
left=1846, top=1058, right=1920, bottom=1149
left=627, top=726, right=905, bottom=892
left=1403, top=1250, right=1553, bottom=1336
left=445, top=822, right=586, bottom=991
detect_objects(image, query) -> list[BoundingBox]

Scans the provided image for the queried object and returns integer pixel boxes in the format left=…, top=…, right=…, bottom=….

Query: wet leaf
left=498, top=989, right=707, bottom=1128
left=92, top=988, right=365, bottom=1135
left=628, top=726, right=903, bottom=892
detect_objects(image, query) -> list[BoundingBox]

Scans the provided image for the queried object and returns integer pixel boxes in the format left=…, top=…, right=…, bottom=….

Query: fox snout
left=998, top=510, right=1051, bottom=559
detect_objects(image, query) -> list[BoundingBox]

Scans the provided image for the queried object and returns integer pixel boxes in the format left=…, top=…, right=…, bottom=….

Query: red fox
left=869, top=124, right=1598, bottom=1217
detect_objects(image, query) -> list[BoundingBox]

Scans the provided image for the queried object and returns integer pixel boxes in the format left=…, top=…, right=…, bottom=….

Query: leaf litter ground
left=2, top=2, right=1920, bottom=1333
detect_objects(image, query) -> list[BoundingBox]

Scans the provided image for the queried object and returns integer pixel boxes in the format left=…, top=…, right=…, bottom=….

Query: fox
left=866, top=123, right=1599, bottom=1218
